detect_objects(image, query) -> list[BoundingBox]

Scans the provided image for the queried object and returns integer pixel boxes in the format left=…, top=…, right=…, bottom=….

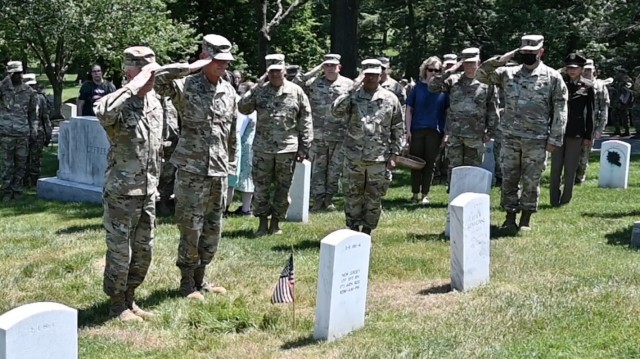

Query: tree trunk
left=330, top=0, right=359, bottom=79
left=404, top=0, right=420, bottom=81
left=44, top=65, right=64, bottom=119
left=254, top=0, right=270, bottom=74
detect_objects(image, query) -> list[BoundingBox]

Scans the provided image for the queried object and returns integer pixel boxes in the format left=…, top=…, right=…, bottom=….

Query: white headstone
left=449, top=193, right=490, bottom=292
left=314, top=229, right=371, bottom=342
left=0, top=302, right=77, bottom=359
left=61, top=103, right=77, bottom=119
left=286, top=159, right=311, bottom=223
left=599, top=140, right=631, bottom=189
left=37, top=117, right=109, bottom=203
left=445, top=166, right=492, bottom=236
left=480, top=139, right=496, bottom=182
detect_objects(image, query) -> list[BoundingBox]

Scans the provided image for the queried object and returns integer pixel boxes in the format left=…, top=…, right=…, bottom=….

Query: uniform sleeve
left=585, top=87, right=594, bottom=140
left=227, top=96, right=238, bottom=169
left=331, top=92, right=352, bottom=118
left=155, top=64, right=190, bottom=107
left=297, top=90, right=313, bottom=153
left=429, top=72, right=452, bottom=93
left=597, top=84, right=610, bottom=132
left=390, top=98, right=406, bottom=155
left=28, top=91, right=38, bottom=135
left=93, top=87, right=134, bottom=127
left=475, top=57, right=506, bottom=87
left=548, top=75, right=568, bottom=147
left=237, top=86, right=258, bottom=115
left=485, top=85, right=500, bottom=137
left=396, top=83, right=407, bottom=106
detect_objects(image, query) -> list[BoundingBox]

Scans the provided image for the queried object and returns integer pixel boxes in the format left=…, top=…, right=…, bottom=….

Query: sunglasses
left=426, top=68, right=441, bottom=73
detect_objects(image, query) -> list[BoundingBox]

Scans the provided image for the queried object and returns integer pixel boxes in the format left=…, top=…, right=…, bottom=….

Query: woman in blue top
left=405, top=56, right=449, bottom=204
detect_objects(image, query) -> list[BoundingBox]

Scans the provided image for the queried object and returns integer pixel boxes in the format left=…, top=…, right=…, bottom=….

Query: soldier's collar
left=199, top=70, right=219, bottom=92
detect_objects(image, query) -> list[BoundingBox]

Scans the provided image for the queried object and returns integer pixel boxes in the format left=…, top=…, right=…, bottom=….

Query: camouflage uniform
left=0, top=68, right=37, bottom=201
left=157, top=95, right=179, bottom=212
left=576, top=78, right=609, bottom=182
left=631, top=69, right=640, bottom=135
left=476, top=57, right=567, bottom=216
left=25, top=91, right=52, bottom=186
left=380, top=77, right=407, bottom=106
left=304, top=74, right=353, bottom=207
left=610, top=79, right=634, bottom=135
left=238, top=79, right=312, bottom=221
left=331, top=77, right=404, bottom=231
left=156, top=64, right=237, bottom=297
left=430, top=72, right=498, bottom=183
left=93, top=47, right=163, bottom=321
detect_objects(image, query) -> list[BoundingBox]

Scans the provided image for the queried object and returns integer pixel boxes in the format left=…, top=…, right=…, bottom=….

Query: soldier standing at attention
left=156, top=95, right=179, bottom=216
left=155, top=34, right=237, bottom=301
left=331, top=59, right=404, bottom=235
left=429, top=47, right=499, bottom=186
left=0, top=61, right=37, bottom=202
left=476, top=35, right=567, bottom=230
left=378, top=57, right=407, bottom=106
left=94, top=47, right=162, bottom=321
left=22, top=73, right=52, bottom=188
left=238, top=54, right=313, bottom=237
left=304, top=54, right=353, bottom=211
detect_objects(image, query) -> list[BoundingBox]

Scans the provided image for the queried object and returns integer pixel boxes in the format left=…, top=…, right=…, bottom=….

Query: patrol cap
left=124, top=46, right=156, bottom=67
left=202, top=34, right=234, bottom=61
left=520, top=35, right=544, bottom=51
left=6, top=61, right=23, bottom=73
left=584, top=59, right=595, bottom=69
left=362, top=59, right=382, bottom=75
left=564, top=53, right=587, bottom=68
left=377, top=57, right=390, bottom=69
left=266, top=54, right=285, bottom=71
left=322, top=54, right=341, bottom=65
left=443, top=54, right=457, bottom=66
left=286, top=65, right=300, bottom=75
left=22, top=73, right=37, bottom=85
left=461, top=47, right=480, bottom=62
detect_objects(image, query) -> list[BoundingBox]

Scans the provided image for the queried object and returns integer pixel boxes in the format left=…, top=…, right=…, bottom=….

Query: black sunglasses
left=426, top=68, right=441, bottom=73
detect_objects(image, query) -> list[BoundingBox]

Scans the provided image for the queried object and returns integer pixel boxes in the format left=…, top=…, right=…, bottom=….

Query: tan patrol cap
left=6, top=61, right=23, bottom=73
left=266, top=54, right=286, bottom=71
left=202, top=34, right=234, bottom=61
left=322, top=54, right=341, bottom=65
left=361, top=59, right=382, bottom=75
left=124, top=46, right=156, bottom=67
left=520, top=35, right=544, bottom=51
left=461, top=47, right=480, bottom=62
left=22, top=73, right=37, bottom=85
left=443, top=54, right=457, bottom=66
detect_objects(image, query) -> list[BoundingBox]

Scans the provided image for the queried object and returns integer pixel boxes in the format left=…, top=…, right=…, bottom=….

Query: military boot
left=109, top=293, right=142, bottom=322
left=255, top=217, right=269, bottom=237
left=194, top=266, right=227, bottom=295
left=361, top=227, right=372, bottom=235
left=501, top=212, right=518, bottom=230
left=269, top=217, right=282, bottom=235
left=311, top=198, right=325, bottom=212
left=180, top=270, right=204, bottom=301
left=125, top=288, right=154, bottom=320
left=323, top=196, right=336, bottom=211
left=519, top=211, right=533, bottom=231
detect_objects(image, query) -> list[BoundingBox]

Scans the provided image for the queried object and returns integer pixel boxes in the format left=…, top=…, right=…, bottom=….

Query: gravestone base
left=37, top=178, right=102, bottom=204
left=631, top=221, right=640, bottom=248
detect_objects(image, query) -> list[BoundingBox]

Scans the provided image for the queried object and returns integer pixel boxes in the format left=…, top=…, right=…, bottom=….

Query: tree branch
left=261, top=0, right=310, bottom=40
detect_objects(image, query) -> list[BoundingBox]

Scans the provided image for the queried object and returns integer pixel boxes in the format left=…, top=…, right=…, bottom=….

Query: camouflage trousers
left=576, top=140, right=593, bottom=182
left=252, top=151, right=296, bottom=219
left=103, top=191, right=155, bottom=297
left=175, top=169, right=226, bottom=271
left=500, top=136, right=547, bottom=213
left=310, top=140, right=344, bottom=203
left=611, top=107, right=631, bottom=134
left=447, top=135, right=484, bottom=184
left=342, top=160, right=389, bottom=230
left=26, top=133, right=45, bottom=182
left=0, top=136, right=28, bottom=196
left=158, top=159, right=176, bottom=202
left=493, top=136, right=502, bottom=180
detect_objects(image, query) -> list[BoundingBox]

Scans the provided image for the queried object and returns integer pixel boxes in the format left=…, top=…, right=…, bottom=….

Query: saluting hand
left=499, top=49, right=519, bottom=63
left=445, top=61, right=463, bottom=74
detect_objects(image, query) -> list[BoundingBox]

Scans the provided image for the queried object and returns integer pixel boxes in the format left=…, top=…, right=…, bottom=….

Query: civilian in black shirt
left=550, top=53, right=593, bottom=206
left=76, top=64, right=116, bottom=116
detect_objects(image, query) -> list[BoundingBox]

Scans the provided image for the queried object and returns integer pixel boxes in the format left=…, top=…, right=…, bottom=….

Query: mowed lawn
left=1, top=146, right=639, bottom=359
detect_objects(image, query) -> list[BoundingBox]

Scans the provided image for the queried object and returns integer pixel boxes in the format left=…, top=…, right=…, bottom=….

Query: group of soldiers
left=0, top=62, right=52, bottom=202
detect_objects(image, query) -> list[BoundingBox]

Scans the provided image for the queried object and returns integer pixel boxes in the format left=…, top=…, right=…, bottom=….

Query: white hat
left=520, top=35, right=544, bottom=51
left=584, top=59, right=595, bottom=69
left=461, top=47, right=480, bottom=62
left=202, top=34, right=234, bottom=61
left=22, top=73, right=37, bottom=85
left=6, top=61, right=23, bottom=73
left=266, top=54, right=285, bottom=71
left=322, top=54, right=341, bottom=65
left=361, top=59, right=382, bottom=75
left=443, top=54, right=457, bottom=66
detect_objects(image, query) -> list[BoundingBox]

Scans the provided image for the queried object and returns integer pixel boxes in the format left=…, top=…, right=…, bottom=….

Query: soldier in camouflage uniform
left=429, top=48, right=499, bottom=186
left=155, top=34, right=237, bottom=301
left=331, top=59, right=405, bottom=234
left=0, top=61, right=37, bottom=202
left=476, top=35, right=567, bottom=230
left=22, top=73, right=52, bottom=187
left=576, top=59, right=609, bottom=184
left=378, top=57, right=407, bottom=106
left=610, top=74, right=634, bottom=137
left=156, top=95, right=179, bottom=215
left=494, top=60, right=519, bottom=186
left=304, top=54, right=353, bottom=211
left=94, top=47, right=162, bottom=322
left=238, top=53, right=313, bottom=237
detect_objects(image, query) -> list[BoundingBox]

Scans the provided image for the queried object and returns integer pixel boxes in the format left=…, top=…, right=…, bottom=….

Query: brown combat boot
left=125, top=288, right=154, bottom=320
left=109, top=293, right=142, bottom=322
left=194, top=266, right=227, bottom=295
left=180, top=270, right=204, bottom=301
left=519, top=211, right=533, bottom=231
left=501, top=212, right=518, bottom=230
left=255, top=217, right=269, bottom=237
left=269, top=217, right=282, bottom=235
left=323, top=196, right=336, bottom=211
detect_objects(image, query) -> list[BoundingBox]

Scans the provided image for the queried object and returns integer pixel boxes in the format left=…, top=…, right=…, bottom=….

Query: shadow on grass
left=490, top=225, right=520, bottom=239
left=272, top=239, right=320, bottom=252
left=383, top=197, right=447, bottom=211
left=280, top=334, right=319, bottom=350
left=56, top=223, right=103, bottom=235
left=417, top=282, right=452, bottom=295
left=605, top=225, right=634, bottom=247
left=224, top=228, right=256, bottom=239
left=582, top=210, right=640, bottom=219
left=0, top=195, right=103, bottom=219
left=78, top=299, right=111, bottom=328
left=406, top=232, right=448, bottom=242
left=140, top=288, right=182, bottom=307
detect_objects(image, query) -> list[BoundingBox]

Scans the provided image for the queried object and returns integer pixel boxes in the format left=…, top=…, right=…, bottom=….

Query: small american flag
left=271, top=254, right=295, bottom=304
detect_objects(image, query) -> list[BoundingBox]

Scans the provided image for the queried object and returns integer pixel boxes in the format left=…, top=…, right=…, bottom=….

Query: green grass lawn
left=35, top=73, right=81, bottom=103
left=1, top=148, right=640, bottom=358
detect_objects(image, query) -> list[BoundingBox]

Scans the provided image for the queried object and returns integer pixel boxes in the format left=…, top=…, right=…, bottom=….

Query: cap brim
left=443, top=60, right=456, bottom=65
left=25, top=80, right=36, bottom=85
left=463, top=56, right=480, bottom=62
left=7, top=69, right=23, bottom=73
left=565, top=64, right=581, bottom=68
left=363, top=69, right=382, bottom=75
left=212, top=53, right=234, bottom=61
left=267, top=65, right=285, bottom=71
left=142, top=62, right=162, bottom=72
left=520, top=45, right=542, bottom=51
left=322, top=60, right=340, bottom=65
left=584, top=65, right=595, bottom=70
